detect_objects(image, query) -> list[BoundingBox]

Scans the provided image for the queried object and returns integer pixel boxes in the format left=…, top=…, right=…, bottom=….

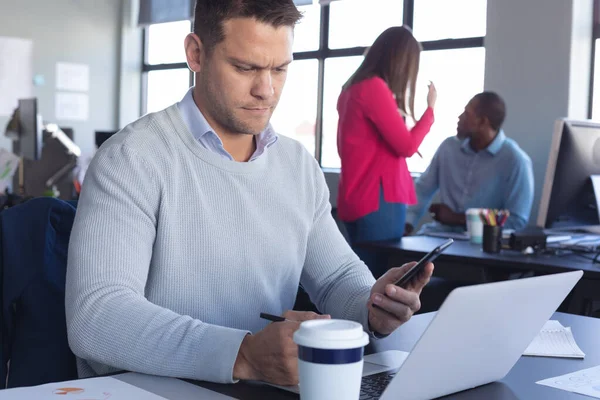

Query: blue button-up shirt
left=177, top=88, right=278, bottom=161
left=406, top=131, right=534, bottom=233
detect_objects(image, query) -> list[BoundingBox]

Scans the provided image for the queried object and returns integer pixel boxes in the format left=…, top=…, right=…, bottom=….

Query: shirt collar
left=461, top=130, right=506, bottom=156
left=178, top=88, right=214, bottom=142
left=177, top=88, right=278, bottom=160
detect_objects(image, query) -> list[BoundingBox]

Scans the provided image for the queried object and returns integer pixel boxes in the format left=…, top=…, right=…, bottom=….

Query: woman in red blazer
left=337, top=26, right=437, bottom=277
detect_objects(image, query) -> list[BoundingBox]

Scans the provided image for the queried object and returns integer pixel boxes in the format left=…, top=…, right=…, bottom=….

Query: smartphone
left=394, top=239, right=454, bottom=288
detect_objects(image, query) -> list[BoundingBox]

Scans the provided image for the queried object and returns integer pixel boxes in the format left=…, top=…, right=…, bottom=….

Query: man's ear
left=184, top=32, right=204, bottom=73
left=479, top=115, right=491, bottom=130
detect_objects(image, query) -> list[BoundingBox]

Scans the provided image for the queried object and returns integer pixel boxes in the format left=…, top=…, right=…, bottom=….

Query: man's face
left=196, top=18, right=293, bottom=136
left=456, top=99, right=481, bottom=140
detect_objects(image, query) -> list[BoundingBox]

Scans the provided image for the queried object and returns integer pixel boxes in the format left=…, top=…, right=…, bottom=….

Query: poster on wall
left=55, top=92, right=89, bottom=121
left=56, top=62, right=90, bottom=92
left=0, top=36, right=33, bottom=117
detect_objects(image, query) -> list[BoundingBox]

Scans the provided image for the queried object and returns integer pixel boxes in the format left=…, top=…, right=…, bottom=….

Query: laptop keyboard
left=359, top=371, right=396, bottom=400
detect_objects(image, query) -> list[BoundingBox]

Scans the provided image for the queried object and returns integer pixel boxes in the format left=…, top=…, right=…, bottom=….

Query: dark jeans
left=344, top=189, right=406, bottom=278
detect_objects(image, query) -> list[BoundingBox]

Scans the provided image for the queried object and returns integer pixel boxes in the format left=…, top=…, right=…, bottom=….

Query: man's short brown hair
left=193, top=0, right=302, bottom=53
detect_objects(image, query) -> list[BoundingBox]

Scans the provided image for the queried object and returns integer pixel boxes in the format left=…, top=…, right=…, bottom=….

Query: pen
left=260, top=312, right=288, bottom=323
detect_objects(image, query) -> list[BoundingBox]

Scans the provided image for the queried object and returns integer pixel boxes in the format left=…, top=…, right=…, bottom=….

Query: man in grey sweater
left=65, top=0, right=433, bottom=386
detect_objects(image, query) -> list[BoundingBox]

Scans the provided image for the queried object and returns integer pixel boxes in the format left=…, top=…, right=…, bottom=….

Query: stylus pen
left=260, top=312, right=288, bottom=323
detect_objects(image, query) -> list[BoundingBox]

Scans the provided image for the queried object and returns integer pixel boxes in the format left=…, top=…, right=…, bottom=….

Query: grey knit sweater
left=65, top=104, right=375, bottom=383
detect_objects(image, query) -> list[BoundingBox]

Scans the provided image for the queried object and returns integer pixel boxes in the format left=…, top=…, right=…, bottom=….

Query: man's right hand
left=233, top=311, right=330, bottom=385
left=427, top=81, right=437, bottom=109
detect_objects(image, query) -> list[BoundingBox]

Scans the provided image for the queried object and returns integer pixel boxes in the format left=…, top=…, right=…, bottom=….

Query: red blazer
left=336, top=76, right=434, bottom=222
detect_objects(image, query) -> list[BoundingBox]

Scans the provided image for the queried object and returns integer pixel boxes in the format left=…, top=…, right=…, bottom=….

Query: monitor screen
left=538, top=119, right=600, bottom=230
left=13, top=98, right=43, bottom=161
left=95, top=130, right=118, bottom=149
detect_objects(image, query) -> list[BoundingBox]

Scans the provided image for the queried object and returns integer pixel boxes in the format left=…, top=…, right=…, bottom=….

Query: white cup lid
left=293, top=319, right=369, bottom=350
left=466, top=208, right=484, bottom=215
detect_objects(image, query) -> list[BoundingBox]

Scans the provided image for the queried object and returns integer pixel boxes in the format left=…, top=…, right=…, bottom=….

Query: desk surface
left=362, top=236, right=600, bottom=279
left=121, top=312, right=600, bottom=400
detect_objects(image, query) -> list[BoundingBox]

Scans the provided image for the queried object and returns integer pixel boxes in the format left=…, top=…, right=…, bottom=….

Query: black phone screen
left=393, top=239, right=454, bottom=288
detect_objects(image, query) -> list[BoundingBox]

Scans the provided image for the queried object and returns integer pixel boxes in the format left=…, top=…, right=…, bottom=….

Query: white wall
left=484, top=0, right=593, bottom=225
left=0, top=0, right=122, bottom=156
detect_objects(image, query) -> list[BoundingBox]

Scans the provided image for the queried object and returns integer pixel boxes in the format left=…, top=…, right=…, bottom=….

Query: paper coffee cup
left=293, top=319, right=369, bottom=400
left=466, top=208, right=484, bottom=244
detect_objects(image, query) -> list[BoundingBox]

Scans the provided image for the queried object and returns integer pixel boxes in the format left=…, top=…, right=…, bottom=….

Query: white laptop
left=275, top=270, right=583, bottom=400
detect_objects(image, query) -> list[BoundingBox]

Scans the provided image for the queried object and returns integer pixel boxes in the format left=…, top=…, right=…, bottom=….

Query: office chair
left=0, top=198, right=78, bottom=388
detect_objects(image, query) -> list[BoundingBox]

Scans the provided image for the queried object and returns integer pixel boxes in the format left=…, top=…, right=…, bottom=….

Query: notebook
left=523, top=320, right=585, bottom=358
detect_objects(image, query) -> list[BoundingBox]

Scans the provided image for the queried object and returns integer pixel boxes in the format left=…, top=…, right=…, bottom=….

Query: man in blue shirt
left=405, top=92, right=534, bottom=235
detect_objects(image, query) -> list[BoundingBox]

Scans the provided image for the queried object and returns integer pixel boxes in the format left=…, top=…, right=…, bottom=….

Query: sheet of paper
left=56, top=62, right=89, bottom=92
left=0, top=376, right=167, bottom=399
left=523, top=320, right=585, bottom=358
left=0, top=148, right=20, bottom=192
left=55, top=92, right=89, bottom=121
left=537, top=365, right=600, bottom=398
left=0, top=36, right=33, bottom=117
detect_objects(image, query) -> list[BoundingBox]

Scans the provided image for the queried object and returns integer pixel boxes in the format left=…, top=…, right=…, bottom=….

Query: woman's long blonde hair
left=343, top=26, right=422, bottom=119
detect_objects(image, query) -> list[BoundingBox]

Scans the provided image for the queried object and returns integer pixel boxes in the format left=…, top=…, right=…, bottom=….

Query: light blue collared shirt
left=407, top=130, right=535, bottom=233
left=177, top=88, right=278, bottom=161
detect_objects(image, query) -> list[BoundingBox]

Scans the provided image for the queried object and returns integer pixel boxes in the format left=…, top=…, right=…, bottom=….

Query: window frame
left=141, top=21, right=194, bottom=116
left=140, top=0, right=486, bottom=169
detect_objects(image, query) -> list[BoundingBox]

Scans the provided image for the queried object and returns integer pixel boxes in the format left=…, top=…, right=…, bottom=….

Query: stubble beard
left=200, top=75, right=273, bottom=136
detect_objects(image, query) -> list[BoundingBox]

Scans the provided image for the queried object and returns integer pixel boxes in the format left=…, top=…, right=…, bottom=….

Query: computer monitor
left=5, top=98, right=43, bottom=161
left=537, top=119, right=600, bottom=231
left=95, top=130, right=118, bottom=149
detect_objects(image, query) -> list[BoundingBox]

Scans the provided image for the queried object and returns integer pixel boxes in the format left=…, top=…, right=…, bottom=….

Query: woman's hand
left=427, top=81, right=437, bottom=109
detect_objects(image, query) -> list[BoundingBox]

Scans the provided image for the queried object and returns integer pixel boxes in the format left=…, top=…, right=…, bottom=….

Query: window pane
left=413, top=0, right=487, bottom=42
left=329, top=0, right=403, bottom=50
left=146, top=69, right=191, bottom=114
left=321, top=56, right=364, bottom=169
left=270, top=59, right=319, bottom=155
left=407, top=47, right=486, bottom=173
left=294, top=4, right=321, bottom=53
left=147, top=21, right=191, bottom=65
left=593, top=39, right=600, bottom=120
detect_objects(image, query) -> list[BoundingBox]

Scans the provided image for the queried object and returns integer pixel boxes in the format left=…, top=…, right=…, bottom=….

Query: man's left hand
left=367, top=262, right=434, bottom=336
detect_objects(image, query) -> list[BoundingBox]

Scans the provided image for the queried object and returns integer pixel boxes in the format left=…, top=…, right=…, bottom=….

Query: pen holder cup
left=482, top=225, right=503, bottom=254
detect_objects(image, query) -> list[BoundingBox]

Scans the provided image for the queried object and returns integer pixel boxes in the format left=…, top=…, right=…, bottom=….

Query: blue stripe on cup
left=298, top=346, right=364, bottom=365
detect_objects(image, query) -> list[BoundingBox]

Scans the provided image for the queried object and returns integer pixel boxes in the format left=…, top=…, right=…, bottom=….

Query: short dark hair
left=473, top=91, right=507, bottom=131
left=193, top=0, right=302, bottom=53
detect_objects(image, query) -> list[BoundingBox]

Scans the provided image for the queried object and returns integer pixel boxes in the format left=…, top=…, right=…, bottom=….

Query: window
left=412, top=0, right=487, bottom=42
left=147, top=21, right=190, bottom=64
left=146, top=69, right=191, bottom=114
left=293, top=4, right=321, bottom=53
left=328, top=0, right=404, bottom=50
left=321, top=56, right=364, bottom=169
left=141, top=1, right=487, bottom=172
left=142, top=21, right=192, bottom=114
left=271, top=59, right=319, bottom=156
left=408, top=47, right=486, bottom=172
